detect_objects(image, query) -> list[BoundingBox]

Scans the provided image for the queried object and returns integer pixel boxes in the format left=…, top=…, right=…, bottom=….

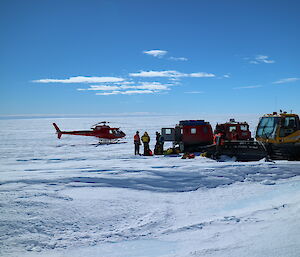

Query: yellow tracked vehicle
left=256, top=112, right=300, bottom=160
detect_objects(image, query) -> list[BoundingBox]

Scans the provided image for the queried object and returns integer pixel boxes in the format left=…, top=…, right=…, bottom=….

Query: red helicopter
left=53, top=121, right=126, bottom=143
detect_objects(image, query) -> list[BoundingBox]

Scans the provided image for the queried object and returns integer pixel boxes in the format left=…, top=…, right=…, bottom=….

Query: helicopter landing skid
left=95, top=138, right=127, bottom=146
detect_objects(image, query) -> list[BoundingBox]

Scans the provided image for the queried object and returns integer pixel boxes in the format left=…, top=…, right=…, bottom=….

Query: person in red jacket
left=134, top=131, right=141, bottom=155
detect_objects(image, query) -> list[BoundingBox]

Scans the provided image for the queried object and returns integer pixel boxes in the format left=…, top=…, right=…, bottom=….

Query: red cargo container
left=162, top=120, right=213, bottom=151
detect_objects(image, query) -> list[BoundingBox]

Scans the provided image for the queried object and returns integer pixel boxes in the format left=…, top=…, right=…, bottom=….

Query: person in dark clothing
left=156, top=131, right=160, bottom=142
left=154, top=131, right=160, bottom=154
left=134, top=131, right=141, bottom=155
left=154, top=132, right=161, bottom=155
left=154, top=132, right=165, bottom=155
left=159, top=133, right=164, bottom=153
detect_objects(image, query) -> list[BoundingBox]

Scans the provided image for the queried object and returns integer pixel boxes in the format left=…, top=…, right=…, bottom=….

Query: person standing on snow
left=154, top=131, right=164, bottom=155
left=141, top=131, right=150, bottom=155
left=154, top=131, right=160, bottom=154
left=134, top=131, right=141, bottom=155
left=159, top=133, right=164, bottom=154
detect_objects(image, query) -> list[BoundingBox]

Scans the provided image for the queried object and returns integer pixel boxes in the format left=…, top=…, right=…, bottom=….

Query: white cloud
left=223, top=74, right=230, bottom=78
left=143, top=50, right=168, bottom=58
left=129, top=70, right=215, bottom=78
left=95, top=91, right=121, bottom=96
left=184, top=91, right=204, bottom=94
left=143, top=50, right=188, bottom=61
left=272, top=77, right=300, bottom=84
left=249, top=55, right=275, bottom=64
left=233, top=85, right=262, bottom=89
left=129, top=70, right=183, bottom=78
left=121, top=82, right=170, bottom=91
left=256, top=55, right=275, bottom=63
left=78, top=82, right=171, bottom=93
left=189, top=72, right=215, bottom=78
left=96, top=90, right=155, bottom=96
left=32, top=76, right=124, bottom=83
left=169, top=57, right=188, bottom=61
left=121, top=90, right=154, bottom=95
left=77, top=85, right=120, bottom=91
left=114, top=81, right=135, bottom=85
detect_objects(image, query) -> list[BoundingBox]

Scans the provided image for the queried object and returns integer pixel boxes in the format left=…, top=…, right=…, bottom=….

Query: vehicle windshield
left=229, top=126, right=236, bottom=132
left=256, top=117, right=280, bottom=139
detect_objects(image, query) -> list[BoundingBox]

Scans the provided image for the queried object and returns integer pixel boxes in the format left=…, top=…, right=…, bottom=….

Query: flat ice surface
left=0, top=115, right=300, bottom=257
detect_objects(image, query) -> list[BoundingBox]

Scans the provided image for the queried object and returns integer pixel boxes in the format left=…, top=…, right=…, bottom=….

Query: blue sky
left=1, top=0, right=299, bottom=115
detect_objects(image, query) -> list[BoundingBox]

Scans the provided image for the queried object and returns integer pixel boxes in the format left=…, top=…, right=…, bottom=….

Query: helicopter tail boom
left=53, top=123, right=63, bottom=139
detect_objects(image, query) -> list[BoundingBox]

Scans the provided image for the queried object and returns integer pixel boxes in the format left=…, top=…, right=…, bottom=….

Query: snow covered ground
left=0, top=115, right=300, bottom=257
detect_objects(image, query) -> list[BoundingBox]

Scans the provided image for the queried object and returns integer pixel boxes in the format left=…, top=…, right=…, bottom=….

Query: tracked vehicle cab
left=256, top=112, right=300, bottom=143
left=279, top=115, right=299, bottom=137
left=214, top=119, right=252, bottom=141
